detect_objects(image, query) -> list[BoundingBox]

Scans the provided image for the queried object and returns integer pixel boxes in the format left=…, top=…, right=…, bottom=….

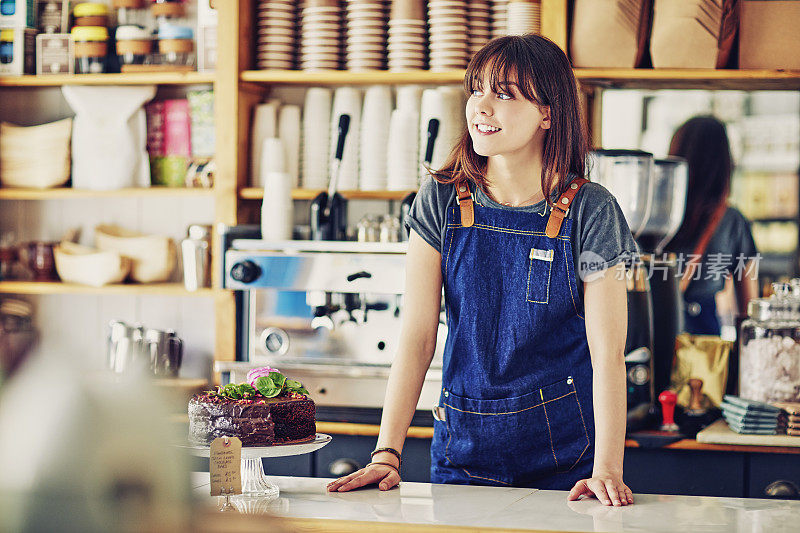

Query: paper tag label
left=209, top=436, right=242, bottom=496
left=530, top=248, right=554, bottom=262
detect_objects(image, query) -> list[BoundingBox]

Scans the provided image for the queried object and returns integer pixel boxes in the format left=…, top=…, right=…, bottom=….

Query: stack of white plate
left=428, top=0, right=469, bottom=71
left=507, top=0, right=541, bottom=36
left=299, top=0, right=342, bottom=71
left=255, top=1, right=296, bottom=70
left=344, top=0, right=387, bottom=71
left=491, top=0, right=509, bottom=38
left=469, top=0, right=492, bottom=57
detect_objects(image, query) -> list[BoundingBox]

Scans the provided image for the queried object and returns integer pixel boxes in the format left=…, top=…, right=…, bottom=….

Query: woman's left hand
left=567, top=472, right=634, bottom=506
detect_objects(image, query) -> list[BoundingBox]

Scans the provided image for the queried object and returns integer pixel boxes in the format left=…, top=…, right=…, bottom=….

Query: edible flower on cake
left=207, top=367, right=309, bottom=401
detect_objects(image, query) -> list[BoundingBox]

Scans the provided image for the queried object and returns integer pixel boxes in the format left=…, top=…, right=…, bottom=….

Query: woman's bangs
left=465, top=44, right=539, bottom=103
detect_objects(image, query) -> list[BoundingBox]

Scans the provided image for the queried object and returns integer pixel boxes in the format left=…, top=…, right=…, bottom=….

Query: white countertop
left=191, top=473, right=800, bottom=532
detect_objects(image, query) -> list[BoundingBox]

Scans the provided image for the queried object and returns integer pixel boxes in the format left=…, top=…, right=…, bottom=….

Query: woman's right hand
left=326, top=461, right=401, bottom=492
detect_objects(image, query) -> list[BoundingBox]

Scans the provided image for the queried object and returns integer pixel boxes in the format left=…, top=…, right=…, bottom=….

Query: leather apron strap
left=455, top=180, right=475, bottom=228
left=545, top=178, right=589, bottom=238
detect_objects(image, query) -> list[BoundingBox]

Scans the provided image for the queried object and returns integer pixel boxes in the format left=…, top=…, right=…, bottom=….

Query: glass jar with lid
left=738, top=282, right=800, bottom=403
left=116, top=24, right=152, bottom=68
left=157, top=23, right=194, bottom=68
left=151, top=0, right=186, bottom=26
left=73, top=2, right=109, bottom=27
left=72, top=26, right=108, bottom=74
left=0, top=29, right=13, bottom=65
left=113, top=0, right=148, bottom=27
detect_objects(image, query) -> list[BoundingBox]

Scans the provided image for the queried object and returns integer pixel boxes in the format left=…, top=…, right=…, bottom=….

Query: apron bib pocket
left=526, top=247, right=554, bottom=304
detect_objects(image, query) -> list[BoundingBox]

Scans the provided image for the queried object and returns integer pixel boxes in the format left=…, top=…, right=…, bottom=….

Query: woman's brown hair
left=665, top=115, right=732, bottom=251
left=432, top=34, right=588, bottom=207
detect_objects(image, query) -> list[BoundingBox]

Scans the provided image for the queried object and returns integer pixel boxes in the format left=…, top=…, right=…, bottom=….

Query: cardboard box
left=0, top=0, right=36, bottom=29
left=740, top=0, right=800, bottom=69
left=36, top=32, right=71, bottom=74
left=0, top=27, right=36, bottom=75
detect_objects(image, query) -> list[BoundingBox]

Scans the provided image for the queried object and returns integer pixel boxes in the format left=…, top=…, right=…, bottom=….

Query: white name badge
left=530, top=248, right=554, bottom=262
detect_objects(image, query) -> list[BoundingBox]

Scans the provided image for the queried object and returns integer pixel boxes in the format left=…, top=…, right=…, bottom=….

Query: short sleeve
left=577, top=195, right=639, bottom=280
left=732, top=209, right=758, bottom=261
left=405, top=175, right=449, bottom=253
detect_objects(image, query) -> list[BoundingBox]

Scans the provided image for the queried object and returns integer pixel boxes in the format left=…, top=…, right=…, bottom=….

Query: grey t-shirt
left=666, top=206, right=758, bottom=301
left=406, top=175, right=639, bottom=296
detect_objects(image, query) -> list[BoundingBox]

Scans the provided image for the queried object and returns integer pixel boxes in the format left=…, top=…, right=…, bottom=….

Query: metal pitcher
left=107, top=321, right=146, bottom=374
left=144, top=328, right=183, bottom=378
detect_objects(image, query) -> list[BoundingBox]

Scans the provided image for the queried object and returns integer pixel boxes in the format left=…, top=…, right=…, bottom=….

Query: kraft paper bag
left=571, top=0, right=650, bottom=68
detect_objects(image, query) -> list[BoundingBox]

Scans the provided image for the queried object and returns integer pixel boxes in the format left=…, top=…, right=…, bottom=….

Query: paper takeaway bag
left=571, top=0, right=651, bottom=68
left=62, top=86, right=156, bottom=190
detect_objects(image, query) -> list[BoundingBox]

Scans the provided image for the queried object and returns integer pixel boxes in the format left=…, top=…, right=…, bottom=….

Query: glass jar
left=151, top=0, right=185, bottom=25
left=157, top=23, right=194, bottom=67
left=113, top=0, right=147, bottom=27
left=0, top=0, right=14, bottom=16
left=0, top=29, right=13, bottom=64
left=72, top=26, right=108, bottom=74
left=38, top=0, right=67, bottom=33
left=116, top=24, right=152, bottom=66
left=73, top=2, right=109, bottom=27
left=739, top=282, right=800, bottom=404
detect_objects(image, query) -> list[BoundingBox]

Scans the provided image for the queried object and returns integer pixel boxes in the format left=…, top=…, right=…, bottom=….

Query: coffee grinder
left=590, top=150, right=690, bottom=430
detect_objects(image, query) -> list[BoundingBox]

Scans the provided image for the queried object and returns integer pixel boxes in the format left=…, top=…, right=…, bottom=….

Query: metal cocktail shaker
left=181, top=224, right=212, bottom=291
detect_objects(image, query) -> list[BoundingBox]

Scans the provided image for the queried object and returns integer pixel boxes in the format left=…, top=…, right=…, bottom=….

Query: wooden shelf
left=242, top=69, right=465, bottom=86
left=575, top=68, right=800, bottom=90
left=0, top=71, right=215, bottom=87
left=242, top=68, right=800, bottom=90
left=0, top=187, right=215, bottom=200
left=0, top=281, right=216, bottom=296
left=240, top=188, right=416, bottom=201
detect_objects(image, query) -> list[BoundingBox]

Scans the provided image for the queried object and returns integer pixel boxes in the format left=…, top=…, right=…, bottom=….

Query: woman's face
left=466, top=71, right=550, bottom=158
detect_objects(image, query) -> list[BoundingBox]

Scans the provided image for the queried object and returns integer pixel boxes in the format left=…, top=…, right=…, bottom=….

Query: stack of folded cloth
left=721, top=395, right=786, bottom=435
left=771, top=402, right=800, bottom=436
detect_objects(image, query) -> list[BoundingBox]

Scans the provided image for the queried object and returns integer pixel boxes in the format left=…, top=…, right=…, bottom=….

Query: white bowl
left=94, top=224, right=177, bottom=284
left=54, top=241, right=131, bottom=287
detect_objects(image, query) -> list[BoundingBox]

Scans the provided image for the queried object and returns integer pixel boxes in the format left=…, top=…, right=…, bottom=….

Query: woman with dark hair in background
left=666, top=115, right=760, bottom=335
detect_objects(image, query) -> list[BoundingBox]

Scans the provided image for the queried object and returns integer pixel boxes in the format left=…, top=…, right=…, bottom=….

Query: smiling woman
left=327, top=35, right=639, bottom=508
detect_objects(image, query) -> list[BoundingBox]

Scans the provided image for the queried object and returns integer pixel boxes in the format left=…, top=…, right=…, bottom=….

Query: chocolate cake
left=188, top=368, right=315, bottom=447
left=188, top=392, right=316, bottom=447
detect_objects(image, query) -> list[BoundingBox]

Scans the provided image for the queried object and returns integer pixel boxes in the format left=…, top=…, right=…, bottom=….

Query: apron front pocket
left=526, top=247, right=554, bottom=304
left=539, top=376, right=591, bottom=473
left=442, top=384, right=565, bottom=485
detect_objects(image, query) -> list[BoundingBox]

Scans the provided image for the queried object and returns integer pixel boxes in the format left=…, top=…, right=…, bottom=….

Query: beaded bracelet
left=370, top=447, right=401, bottom=466
left=368, top=461, right=400, bottom=474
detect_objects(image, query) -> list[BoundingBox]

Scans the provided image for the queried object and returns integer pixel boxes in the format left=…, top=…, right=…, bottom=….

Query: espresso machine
left=221, top=225, right=446, bottom=419
left=589, top=150, right=689, bottom=431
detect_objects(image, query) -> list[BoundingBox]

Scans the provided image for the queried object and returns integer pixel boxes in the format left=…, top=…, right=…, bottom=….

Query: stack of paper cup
left=256, top=1, right=296, bottom=70
left=344, top=0, right=387, bottom=71
left=387, top=108, right=420, bottom=190
left=251, top=100, right=280, bottom=187
left=427, top=0, right=469, bottom=71
left=491, top=0, right=509, bottom=38
left=278, top=105, right=301, bottom=188
left=469, top=0, right=492, bottom=57
left=387, top=0, right=426, bottom=71
left=359, top=85, right=393, bottom=190
left=302, top=87, right=333, bottom=189
left=260, top=137, right=293, bottom=241
left=329, top=87, right=362, bottom=190
left=507, top=0, right=541, bottom=36
left=418, top=87, right=466, bottom=184
left=300, top=0, right=342, bottom=70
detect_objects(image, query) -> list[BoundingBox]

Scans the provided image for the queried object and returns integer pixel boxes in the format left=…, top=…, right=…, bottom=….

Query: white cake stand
left=180, top=433, right=331, bottom=498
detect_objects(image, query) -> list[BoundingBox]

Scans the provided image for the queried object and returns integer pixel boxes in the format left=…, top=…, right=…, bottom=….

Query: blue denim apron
left=430, top=180, right=595, bottom=489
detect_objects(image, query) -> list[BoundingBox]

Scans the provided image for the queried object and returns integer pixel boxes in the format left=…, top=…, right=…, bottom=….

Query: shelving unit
left=3, top=0, right=799, bottom=380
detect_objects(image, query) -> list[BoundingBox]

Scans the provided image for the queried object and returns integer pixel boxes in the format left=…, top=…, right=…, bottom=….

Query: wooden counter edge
left=316, top=422, right=800, bottom=453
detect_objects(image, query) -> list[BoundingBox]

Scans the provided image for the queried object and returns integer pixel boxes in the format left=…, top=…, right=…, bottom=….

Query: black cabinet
left=747, top=454, right=800, bottom=499
left=314, top=434, right=432, bottom=483
left=623, top=448, right=746, bottom=497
